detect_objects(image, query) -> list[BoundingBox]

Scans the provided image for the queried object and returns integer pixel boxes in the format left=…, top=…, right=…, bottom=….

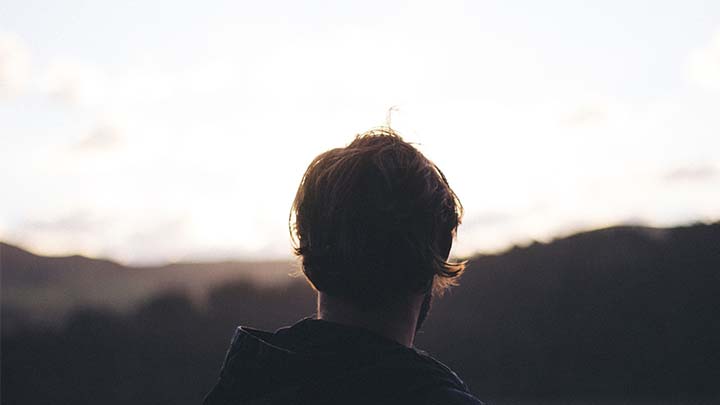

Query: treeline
left=2, top=223, right=719, bottom=404
left=417, top=224, right=720, bottom=401
left=2, top=280, right=316, bottom=405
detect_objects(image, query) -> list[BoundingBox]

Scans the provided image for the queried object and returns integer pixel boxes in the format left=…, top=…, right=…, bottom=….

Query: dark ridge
left=2, top=222, right=719, bottom=404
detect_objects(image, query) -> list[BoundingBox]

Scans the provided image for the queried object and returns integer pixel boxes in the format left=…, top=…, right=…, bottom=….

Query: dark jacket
left=203, top=318, right=483, bottom=404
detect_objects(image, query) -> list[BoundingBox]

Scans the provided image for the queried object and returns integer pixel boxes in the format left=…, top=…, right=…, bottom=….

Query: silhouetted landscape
left=2, top=222, right=719, bottom=404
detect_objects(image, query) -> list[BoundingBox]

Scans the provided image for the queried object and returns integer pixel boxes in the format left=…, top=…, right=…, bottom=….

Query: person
left=203, top=128, right=483, bottom=404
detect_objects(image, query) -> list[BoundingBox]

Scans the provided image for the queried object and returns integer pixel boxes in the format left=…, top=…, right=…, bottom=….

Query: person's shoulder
left=410, top=348, right=467, bottom=388
left=413, top=385, right=486, bottom=405
left=407, top=349, right=485, bottom=404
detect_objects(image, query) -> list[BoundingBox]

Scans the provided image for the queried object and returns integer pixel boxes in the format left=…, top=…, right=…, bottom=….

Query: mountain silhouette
left=0, top=241, right=295, bottom=328
left=2, top=222, right=719, bottom=404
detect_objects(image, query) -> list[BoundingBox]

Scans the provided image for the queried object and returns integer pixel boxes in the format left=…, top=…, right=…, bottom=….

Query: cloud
left=687, top=29, right=720, bottom=91
left=3, top=212, right=108, bottom=260
left=464, top=211, right=515, bottom=228
left=664, top=165, right=717, bottom=182
left=0, top=33, right=107, bottom=105
left=21, top=212, right=103, bottom=233
left=563, top=104, right=608, bottom=127
left=0, top=33, right=30, bottom=97
left=9, top=212, right=192, bottom=264
left=112, top=218, right=192, bottom=264
left=126, top=218, right=188, bottom=245
left=42, top=61, right=107, bottom=106
left=73, top=123, right=123, bottom=151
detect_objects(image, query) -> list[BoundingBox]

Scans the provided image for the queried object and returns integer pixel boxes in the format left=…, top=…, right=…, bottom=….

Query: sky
left=1, top=0, right=719, bottom=264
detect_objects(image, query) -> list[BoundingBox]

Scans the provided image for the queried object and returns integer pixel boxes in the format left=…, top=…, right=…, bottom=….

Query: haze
left=1, top=0, right=719, bottom=264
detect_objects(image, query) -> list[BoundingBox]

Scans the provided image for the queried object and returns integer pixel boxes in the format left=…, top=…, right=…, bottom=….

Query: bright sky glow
left=1, top=1, right=719, bottom=264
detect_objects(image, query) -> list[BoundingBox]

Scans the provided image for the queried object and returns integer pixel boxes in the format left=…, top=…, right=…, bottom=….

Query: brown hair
left=290, top=127, right=466, bottom=308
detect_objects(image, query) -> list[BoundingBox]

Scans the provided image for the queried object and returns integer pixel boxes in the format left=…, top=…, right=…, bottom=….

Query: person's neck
left=316, top=292, right=421, bottom=348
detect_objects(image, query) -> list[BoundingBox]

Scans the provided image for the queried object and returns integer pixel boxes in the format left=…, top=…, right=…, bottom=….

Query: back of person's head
left=290, top=127, right=465, bottom=309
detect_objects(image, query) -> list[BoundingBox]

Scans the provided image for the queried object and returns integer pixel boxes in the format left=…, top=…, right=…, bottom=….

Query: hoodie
left=203, top=318, right=483, bottom=405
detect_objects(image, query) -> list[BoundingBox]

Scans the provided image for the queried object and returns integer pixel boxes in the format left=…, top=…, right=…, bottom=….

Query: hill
left=417, top=222, right=720, bottom=399
left=0, top=241, right=296, bottom=327
left=2, top=222, right=719, bottom=404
